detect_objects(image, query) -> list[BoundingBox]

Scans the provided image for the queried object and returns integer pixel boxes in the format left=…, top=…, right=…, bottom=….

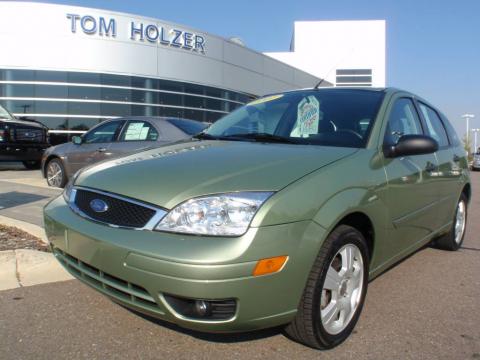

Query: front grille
left=74, top=189, right=156, bottom=228
left=15, top=128, right=44, bottom=142
left=54, top=248, right=158, bottom=310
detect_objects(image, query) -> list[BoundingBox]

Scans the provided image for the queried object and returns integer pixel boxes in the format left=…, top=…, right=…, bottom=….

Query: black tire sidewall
left=312, top=227, right=370, bottom=348
left=46, top=158, right=66, bottom=188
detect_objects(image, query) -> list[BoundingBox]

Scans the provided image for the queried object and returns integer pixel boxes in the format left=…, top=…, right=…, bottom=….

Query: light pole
left=472, top=128, right=480, bottom=154
left=461, top=114, right=475, bottom=148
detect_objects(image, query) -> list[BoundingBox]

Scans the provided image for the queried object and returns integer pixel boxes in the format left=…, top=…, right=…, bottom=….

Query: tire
left=22, top=160, right=41, bottom=170
left=434, top=193, right=468, bottom=251
left=285, top=225, right=369, bottom=349
left=45, top=158, right=67, bottom=188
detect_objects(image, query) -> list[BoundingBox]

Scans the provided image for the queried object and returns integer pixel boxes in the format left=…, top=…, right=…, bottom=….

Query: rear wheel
left=435, top=194, right=468, bottom=251
left=46, top=158, right=67, bottom=188
left=285, top=225, right=369, bottom=349
left=22, top=160, right=41, bottom=170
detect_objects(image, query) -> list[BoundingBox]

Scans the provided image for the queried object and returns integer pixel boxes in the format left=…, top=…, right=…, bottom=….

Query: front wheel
left=285, top=225, right=369, bottom=349
left=46, top=158, right=67, bottom=188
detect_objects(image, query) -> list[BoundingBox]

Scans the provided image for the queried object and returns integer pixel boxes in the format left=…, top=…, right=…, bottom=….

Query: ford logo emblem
left=89, top=199, right=109, bottom=213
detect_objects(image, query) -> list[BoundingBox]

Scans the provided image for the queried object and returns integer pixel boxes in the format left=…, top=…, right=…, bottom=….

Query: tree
left=462, top=134, right=473, bottom=162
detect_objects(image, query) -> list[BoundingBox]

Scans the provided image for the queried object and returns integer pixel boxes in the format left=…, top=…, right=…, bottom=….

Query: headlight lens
left=63, top=171, right=80, bottom=203
left=155, top=192, right=274, bottom=236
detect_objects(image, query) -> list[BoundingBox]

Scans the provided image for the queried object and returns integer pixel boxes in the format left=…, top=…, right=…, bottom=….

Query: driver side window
left=384, top=98, right=423, bottom=145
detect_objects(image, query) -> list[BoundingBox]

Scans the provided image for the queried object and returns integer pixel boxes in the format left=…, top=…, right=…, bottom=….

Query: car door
left=66, top=120, right=125, bottom=173
left=107, top=119, right=162, bottom=157
left=416, top=102, right=464, bottom=229
left=382, top=97, right=440, bottom=254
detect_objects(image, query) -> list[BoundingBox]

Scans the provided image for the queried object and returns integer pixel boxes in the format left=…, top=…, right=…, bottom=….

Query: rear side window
left=120, top=121, right=159, bottom=141
left=418, top=103, right=449, bottom=147
left=384, top=98, right=423, bottom=145
left=441, top=115, right=461, bottom=147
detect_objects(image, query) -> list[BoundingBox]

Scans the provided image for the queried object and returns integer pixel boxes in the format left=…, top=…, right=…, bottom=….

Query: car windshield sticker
left=291, top=96, right=321, bottom=137
left=248, top=94, right=284, bottom=106
left=124, top=122, right=149, bottom=141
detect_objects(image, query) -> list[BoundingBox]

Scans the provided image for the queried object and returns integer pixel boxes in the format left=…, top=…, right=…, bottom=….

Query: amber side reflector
left=253, top=255, right=288, bottom=276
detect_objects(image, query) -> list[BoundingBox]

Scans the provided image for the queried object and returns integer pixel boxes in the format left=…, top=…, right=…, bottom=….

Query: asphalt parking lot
left=0, top=164, right=479, bottom=359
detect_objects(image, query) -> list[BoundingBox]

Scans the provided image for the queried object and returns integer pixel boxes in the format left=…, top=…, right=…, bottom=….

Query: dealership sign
left=66, top=14, right=206, bottom=53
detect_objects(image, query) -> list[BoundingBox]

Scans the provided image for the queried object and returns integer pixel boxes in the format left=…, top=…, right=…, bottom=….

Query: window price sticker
left=291, top=96, right=320, bottom=137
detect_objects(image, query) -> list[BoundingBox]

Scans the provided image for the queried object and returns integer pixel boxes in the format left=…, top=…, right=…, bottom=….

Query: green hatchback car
left=44, top=88, right=470, bottom=349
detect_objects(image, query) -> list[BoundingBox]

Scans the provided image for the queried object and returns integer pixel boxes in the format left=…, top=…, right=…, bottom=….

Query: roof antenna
left=314, top=78, right=325, bottom=89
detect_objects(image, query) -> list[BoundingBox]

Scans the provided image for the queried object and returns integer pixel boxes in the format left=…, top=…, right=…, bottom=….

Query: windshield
left=0, top=104, right=14, bottom=120
left=205, top=89, right=384, bottom=148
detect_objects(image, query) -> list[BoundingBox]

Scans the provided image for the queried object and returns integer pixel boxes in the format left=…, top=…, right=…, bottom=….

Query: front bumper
left=0, top=143, right=48, bottom=161
left=44, top=195, right=325, bottom=332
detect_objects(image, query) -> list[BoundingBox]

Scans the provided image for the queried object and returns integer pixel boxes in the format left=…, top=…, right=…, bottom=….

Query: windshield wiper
left=221, top=133, right=298, bottom=144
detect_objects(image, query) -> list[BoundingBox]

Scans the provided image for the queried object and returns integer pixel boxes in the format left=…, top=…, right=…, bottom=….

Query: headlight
left=63, top=171, right=80, bottom=203
left=155, top=192, right=274, bottom=236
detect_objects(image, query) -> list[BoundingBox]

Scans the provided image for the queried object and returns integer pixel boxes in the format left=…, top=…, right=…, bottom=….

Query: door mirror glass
left=384, top=134, right=438, bottom=158
left=72, top=136, right=82, bottom=145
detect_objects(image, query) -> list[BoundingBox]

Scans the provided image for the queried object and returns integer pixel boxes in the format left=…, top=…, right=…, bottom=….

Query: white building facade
left=266, top=20, right=386, bottom=88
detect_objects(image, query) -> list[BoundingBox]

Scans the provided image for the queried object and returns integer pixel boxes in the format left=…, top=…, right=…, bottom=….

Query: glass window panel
left=67, top=72, right=100, bottom=84
left=68, top=86, right=100, bottom=100
left=158, top=79, right=184, bottom=92
left=100, top=102, right=130, bottom=117
left=69, top=118, right=98, bottom=131
left=159, top=93, right=183, bottom=106
left=131, top=90, right=158, bottom=104
left=4, top=69, right=34, bottom=81
left=419, top=103, right=449, bottom=147
left=384, top=98, right=423, bottom=145
left=5, top=84, right=34, bottom=97
left=35, top=70, right=67, bottom=82
left=35, top=85, right=68, bottom=98
left=100, top=73, right=131, bottom=87
left=36, top=101, right=67, bottom=114
left=205, top=98, right=223, bottom=111
left=84, top=120, right=124, bottom=143
left=8, top=100, right=35, bottom=114
left=101, top=87, right=131, bottom=102
left=36, top=117, right=69, bottom=130
left=68, top=102, right=100, bottom=115
left=185, top=95, right=205, bottom=109
left=120, top=121, right=159, bottom=141
left=206, top=111, right=222, bottom=123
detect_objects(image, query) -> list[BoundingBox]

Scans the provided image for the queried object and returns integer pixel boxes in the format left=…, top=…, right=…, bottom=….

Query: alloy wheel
left=320, top=244, right=364, bottom=335
left=47, top=161, right=63, bottom=187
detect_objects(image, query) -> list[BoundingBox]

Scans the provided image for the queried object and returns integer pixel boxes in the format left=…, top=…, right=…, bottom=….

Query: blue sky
left=31, top=0, right=480, bottom=138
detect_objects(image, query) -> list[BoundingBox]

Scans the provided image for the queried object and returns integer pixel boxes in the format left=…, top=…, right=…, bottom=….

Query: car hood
left=76, top=140, right=357, bottom=209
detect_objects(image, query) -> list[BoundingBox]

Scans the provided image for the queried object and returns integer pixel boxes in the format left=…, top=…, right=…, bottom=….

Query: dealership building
left=0, top=2, right=385, bottom=143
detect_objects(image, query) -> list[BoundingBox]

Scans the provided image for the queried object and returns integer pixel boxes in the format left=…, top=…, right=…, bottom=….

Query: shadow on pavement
left=0, top=191, right=49, bottom=209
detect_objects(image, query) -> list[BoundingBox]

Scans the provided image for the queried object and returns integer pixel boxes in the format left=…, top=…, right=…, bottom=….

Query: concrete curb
left=0, top=214, right=48, bottom=244
left=0, top=249, right=73, bottom=291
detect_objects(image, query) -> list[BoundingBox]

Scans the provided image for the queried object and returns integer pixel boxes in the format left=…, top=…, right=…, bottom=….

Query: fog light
left=195, top=300, right=210, bottom=317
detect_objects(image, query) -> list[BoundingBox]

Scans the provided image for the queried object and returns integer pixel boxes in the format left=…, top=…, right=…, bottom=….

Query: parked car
left=472, top=153, right=480, bottom=171
left=44, top=88, right=470, bottom=349
left=41, top=117, right=207, bottom=187
left=0, top=104, right=49, bottom=169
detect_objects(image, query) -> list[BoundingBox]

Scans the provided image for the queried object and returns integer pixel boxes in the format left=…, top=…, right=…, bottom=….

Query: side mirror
left=72, top=136, right=83, bottom=145
left=384, top=134, right=438, bottom=158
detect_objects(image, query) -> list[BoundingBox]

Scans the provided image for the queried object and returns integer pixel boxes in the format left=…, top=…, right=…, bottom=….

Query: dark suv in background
left=0, top=104, right=49, bottom=169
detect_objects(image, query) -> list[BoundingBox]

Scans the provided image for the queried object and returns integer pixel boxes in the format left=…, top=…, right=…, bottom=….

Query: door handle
left=453, top=154, right=461, bottom=162
left=97, top=147, right=107, bottom=153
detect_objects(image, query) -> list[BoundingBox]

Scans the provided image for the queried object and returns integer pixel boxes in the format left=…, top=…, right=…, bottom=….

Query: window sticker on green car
left=291, top=95, right=321, bottom=138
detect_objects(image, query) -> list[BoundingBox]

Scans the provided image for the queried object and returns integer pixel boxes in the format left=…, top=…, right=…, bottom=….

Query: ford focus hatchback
left=44, top=88, right=470, bottom=349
